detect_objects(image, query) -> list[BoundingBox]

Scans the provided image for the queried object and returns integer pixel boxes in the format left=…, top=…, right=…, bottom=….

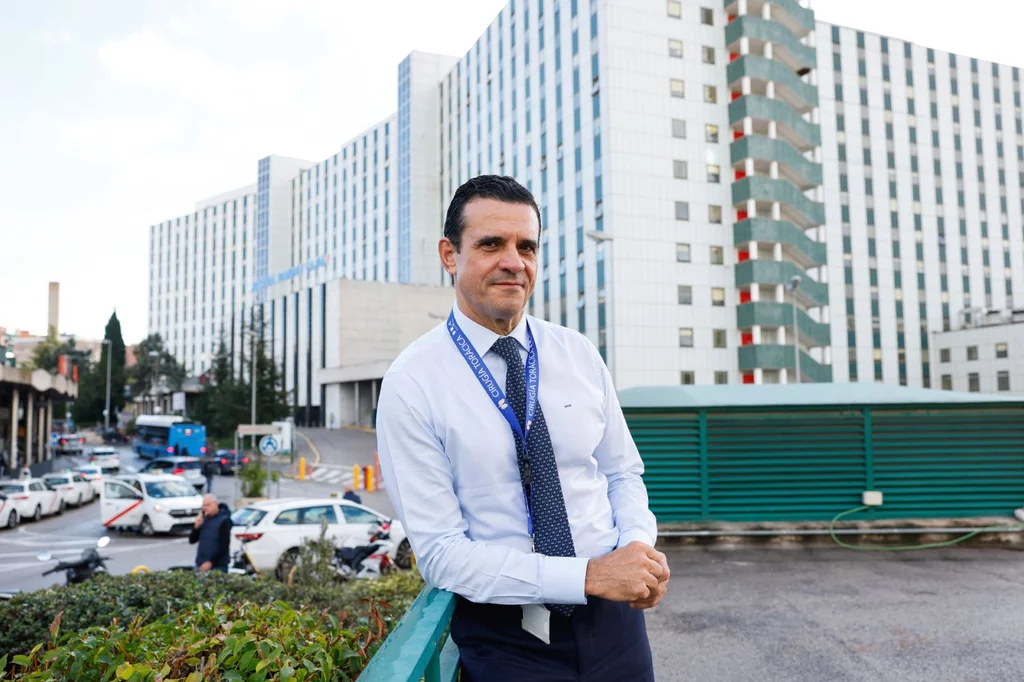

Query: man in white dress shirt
left=376, top=175, right=668, bottom=681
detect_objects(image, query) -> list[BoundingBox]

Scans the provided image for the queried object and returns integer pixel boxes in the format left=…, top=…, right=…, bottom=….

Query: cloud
left=35, top=29, right=74, bottom=47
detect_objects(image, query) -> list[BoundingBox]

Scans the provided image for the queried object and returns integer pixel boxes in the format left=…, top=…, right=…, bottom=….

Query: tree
left=26, top=326, right=88, bottom=374
left=127, top=334, right=185, bottom=399
left=70, top=312, right=129, bottom=426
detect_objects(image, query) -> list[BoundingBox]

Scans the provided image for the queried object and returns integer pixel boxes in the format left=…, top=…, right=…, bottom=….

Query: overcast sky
left=0, top=0, right=1019, bottom=344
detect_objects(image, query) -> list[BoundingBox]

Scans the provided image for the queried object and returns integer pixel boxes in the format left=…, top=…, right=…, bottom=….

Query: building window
left=996, top=342, right=1009, bottom=358
left=705, top=124, right=719, bottom=143
left=672, top=118, right=687, bottom=138
left=669, top=39, right=683, bottom=58
left=702, top=46, right=715, bottom=64
left=998, top=371, right=1011, bottom=391
left=712, top=288, right=725, bottom=307
left=673, top=159, right=688, bottom=179
left=670, top=79, right=685, bottom=98
left=941, top=374, right=953, bottom=390
left=968, top=372, right=980, bottom=392
left=678, top=285, right=692, bottom=305
left=667, top=0, right=682, bottom=17
left=710, top=246, right=724, bottom=264
left=707, top=164, right=721, bottom=183
left=700, top=7, right=713, bottom=25
left=680, top=370, right=695, bottom=384
left=676, top=243, right=691, bottom=262
left=714, top=371, right=728, bottom=384
left=679, top=328, right=694, bottom=348
left=704, top=85, right=717, bottom=103
left=713, top=329, right=727, bottom=347
left=940, top=348, right=951, bottom=363
left=709, top=205, right=723, bottom=223
left=967, top=345, right=978, bottom=361
left=675, top=201, right=690, bottom=221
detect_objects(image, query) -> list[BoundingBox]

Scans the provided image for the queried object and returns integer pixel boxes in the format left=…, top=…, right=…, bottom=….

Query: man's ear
left=438, top=238, right=458, bottom=278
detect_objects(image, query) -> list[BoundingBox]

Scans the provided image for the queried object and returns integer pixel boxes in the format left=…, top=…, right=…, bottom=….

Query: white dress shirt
left=376, top=303, right=657, bottom=606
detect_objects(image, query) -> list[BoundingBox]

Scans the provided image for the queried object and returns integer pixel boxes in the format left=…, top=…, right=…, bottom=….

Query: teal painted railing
left=724, top=0, right=815, bottom=34
left=736, top=301, right=832, bottom=348
left=737, top=343, right=833, bottom=383
left=627, top=405, right=1024, bottom=523
left=734, top=259, right=828, bottom=306
left=728, top=96, right=820, bottom=150
left=358, top=588, right=459, bottom=682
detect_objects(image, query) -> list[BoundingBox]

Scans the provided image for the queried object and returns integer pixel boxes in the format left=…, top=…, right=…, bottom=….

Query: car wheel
left=395, top=539, right=413, bottom=570
left=6, top=511, right=16, bottom=529
left=32, top=506, right=41, bottom=523
left=276, top=548, right=300, bottom=582
left=77, top=494, right=83, bottom=507
left=57, top=500, right=65, bottom=515
left=139, top=516, right=155, bottom=537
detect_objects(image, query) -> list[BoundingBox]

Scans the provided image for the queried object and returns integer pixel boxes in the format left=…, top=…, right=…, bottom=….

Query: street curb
left=297, top=431, right=322, bottom=465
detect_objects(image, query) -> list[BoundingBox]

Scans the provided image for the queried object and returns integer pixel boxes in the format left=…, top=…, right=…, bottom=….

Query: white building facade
left=932, top=310, right=1024, bottom=396
left=149, top=0, right=1024, bottom=422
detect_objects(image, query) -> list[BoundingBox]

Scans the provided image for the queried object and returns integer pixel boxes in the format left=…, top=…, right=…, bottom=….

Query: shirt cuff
left=617, top=528, right=657, bottom=549
left=540, top=556, right=590, bottom=604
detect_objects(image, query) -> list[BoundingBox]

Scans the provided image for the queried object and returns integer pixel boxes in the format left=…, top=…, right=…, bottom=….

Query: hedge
left=0, top=571, right=425, bottom=681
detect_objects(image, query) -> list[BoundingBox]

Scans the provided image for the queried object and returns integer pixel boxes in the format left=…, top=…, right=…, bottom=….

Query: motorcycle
left=168, top=534, right=256, bottom=577
left=331, top=522, right=396, bottom=580
left=38, top=536, right=112, bottom=585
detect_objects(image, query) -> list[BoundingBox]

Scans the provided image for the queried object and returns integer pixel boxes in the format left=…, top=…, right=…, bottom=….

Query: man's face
left=203, top=498, right=219, bottom=516
left=442, top=198, right=540, bottom=325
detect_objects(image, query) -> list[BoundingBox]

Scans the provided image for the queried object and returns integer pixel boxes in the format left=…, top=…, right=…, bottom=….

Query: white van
left=101, top=473, right=203, bottom=536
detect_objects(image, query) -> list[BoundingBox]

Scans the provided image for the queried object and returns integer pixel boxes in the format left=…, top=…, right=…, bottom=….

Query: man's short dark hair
left=443, top=175, right=543, bottom=252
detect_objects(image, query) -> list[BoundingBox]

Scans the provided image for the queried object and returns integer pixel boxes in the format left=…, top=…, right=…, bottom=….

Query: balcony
left=730, top=135, right=822, bottom=189
left=725, top=16, right=816, bottom=73
left=737, top=344, right=833, bottom=383
left=733, top=217, right=826, bottom=268
left=736, top=301, right=832, bottom=348
left=729, top=96, right=820, bottom=151
left=734, top=259, right=828, bottom=307
left=727, top=56, right=818, bottom=113
left=732, top=176, right=825, bottom=229
left=724, top=0, right=815, bottom=37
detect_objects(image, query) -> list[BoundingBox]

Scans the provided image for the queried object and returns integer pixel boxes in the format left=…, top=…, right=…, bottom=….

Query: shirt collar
left=452, top=302, right=530, bottom=355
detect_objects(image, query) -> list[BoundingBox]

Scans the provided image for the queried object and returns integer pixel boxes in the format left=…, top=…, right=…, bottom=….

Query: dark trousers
left=451, top=595, right=655, bottom=682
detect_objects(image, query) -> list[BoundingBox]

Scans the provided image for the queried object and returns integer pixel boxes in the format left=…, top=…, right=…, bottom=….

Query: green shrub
left=2, top=598, right=392, bottom=682
left=0, top=570, right=424, bottom=659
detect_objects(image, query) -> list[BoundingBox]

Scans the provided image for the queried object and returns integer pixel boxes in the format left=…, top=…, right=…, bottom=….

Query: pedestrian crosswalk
left=307, top=466, right=355, bottom=486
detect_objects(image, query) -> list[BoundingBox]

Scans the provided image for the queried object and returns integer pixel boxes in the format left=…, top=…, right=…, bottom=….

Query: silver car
left=138, top=457, right=206, bottom=492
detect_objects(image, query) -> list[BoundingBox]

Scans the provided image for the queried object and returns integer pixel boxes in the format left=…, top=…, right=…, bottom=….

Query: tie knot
left=490, top=336, right=521, bottom=365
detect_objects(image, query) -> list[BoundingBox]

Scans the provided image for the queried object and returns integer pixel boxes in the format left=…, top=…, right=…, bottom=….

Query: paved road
left=0, top=443, right=397, bottom=592
left=299, top=428, right=395, bottom=517
left=649, top=547, right=1024, bottom=682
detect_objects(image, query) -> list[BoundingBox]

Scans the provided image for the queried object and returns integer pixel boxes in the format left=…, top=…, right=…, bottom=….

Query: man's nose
left=497, top=245, right=525, bottom=272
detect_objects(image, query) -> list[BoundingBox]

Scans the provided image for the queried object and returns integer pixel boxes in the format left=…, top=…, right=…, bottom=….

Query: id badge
left=521, top=604, right=551, bottom=644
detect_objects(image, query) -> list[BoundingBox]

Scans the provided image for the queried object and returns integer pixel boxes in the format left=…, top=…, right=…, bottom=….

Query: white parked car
left=89, top=446, right=121, bottom=473
left=71, top=465, right=104, bottom=495
left=229, top=498, right=412, bottom=579
left=101, top=474, right=203, bottom=536
left=0, top=489, right=19, bottom=529
left=0, top=479, right=62, bottom=522
left=42, top=472, right=96, bottom=507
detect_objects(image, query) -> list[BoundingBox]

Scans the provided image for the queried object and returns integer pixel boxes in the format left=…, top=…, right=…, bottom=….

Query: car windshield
left=176, top=461, right=201, bottom=470
left=144, top=480, right=197, bottom=498
left=231, top=507, right=268, bottom=527
left=76, top=467, right=100, bottom=475
left=0, top=484, right=24, bottom=494
left=45, top=477, right=71, bottom=484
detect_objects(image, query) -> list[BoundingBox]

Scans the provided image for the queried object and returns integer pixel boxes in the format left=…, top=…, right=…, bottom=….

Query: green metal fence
left=628, top=404, right=1024, bottom=522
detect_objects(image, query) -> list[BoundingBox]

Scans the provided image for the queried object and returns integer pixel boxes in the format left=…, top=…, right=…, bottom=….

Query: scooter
left=332, top=522, right=396, bottom=580
left=38, top=536, right=112, bottom=586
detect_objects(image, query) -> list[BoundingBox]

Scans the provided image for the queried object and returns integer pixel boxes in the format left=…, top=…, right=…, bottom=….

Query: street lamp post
left=102, top=339, right=112, bottom=431
left=786, top=275, right=802, bottom=384
left=147, top=350, right=160, bottom=414
left=585, top=230, right=614, bottom=376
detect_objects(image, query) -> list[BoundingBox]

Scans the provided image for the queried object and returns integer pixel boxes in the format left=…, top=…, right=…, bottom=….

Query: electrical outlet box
left=862, top=490, right=884, bottom=507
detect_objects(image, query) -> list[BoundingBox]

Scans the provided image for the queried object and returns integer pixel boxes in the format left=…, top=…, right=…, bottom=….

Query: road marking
left=309, top=468, right=354, bottom=485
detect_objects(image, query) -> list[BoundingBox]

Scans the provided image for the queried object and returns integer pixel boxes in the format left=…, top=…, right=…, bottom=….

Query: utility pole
left=787, top=276, right=802, bottom=384
left=103, top=339, right=112, bottom=430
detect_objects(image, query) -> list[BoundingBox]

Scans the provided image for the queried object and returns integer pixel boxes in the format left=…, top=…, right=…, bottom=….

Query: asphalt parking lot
left=649, top=546, right=1024, bottom=682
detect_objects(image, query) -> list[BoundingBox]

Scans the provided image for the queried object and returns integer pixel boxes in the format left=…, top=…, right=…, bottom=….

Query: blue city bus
left=133, top=415, right=208, bottom=459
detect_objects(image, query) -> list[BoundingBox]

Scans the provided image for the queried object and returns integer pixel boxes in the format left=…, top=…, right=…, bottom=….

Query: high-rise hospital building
left=149, top=0, right=1024, bottom=424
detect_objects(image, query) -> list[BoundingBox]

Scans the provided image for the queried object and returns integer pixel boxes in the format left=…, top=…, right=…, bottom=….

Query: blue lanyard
left=447, top=311, right=538, bottom=542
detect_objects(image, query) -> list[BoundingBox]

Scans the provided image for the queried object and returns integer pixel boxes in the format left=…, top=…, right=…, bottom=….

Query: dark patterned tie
left=491, top=336, right=576, bottom=617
